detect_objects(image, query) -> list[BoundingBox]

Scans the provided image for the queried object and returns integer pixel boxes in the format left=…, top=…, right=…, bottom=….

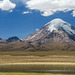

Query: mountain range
left=0, top=18, right=75, bottom=51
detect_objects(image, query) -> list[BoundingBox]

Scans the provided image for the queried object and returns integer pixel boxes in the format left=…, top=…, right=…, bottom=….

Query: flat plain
left=0, top=51, right=75, bottom=74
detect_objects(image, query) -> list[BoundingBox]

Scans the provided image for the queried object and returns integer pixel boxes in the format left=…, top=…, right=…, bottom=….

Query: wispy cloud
left=72, top=11, right=75, bottom=17
left=22, top=11, right=32, bottom=14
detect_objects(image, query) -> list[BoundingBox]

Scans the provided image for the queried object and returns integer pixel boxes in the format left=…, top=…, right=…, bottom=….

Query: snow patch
left=45, top=18, right=75, bottom=35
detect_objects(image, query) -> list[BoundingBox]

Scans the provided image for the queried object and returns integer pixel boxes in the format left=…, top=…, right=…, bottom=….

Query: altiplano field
left=0, top=73, right=75, bottom=75
left=0, top=51, right=75, bottom=74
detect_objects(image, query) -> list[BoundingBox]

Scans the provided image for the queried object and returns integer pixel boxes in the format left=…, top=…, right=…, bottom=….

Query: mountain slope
left=0, top=41, right=35, bottom=51
left=0, top=38, right=6, bottom=43
left=23, top=18, right=75, bottom=44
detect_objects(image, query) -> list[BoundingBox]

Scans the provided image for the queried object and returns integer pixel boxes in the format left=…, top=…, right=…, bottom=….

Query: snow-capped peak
left=45, top=18, right=75, bottom=35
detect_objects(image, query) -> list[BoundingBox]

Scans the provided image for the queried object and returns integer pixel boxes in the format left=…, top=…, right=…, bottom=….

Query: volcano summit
left=23, top=18, right=75, bottom=44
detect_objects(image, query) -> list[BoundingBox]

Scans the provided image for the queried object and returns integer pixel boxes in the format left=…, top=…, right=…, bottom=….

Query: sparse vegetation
left=0, top=51, right=75, bottom=73
left=0, top=51, right=75, bottom=64
left=0, top=73, right=75, bottom=75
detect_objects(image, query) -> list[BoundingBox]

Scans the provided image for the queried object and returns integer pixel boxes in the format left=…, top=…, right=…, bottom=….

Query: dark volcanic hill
left=0, top=38, right=2, bottom=40
left=23, top=18, right=75, bottom=44
left=6, top=36, right=20, bottom=42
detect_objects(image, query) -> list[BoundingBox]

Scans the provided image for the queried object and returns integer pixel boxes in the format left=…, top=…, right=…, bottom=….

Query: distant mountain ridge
left=0, top=38, right=2, bottom=40
left=6, top=36, right=20, bottom=42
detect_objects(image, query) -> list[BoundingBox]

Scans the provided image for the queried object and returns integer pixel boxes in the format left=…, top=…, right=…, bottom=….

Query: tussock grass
left=0, top=51, right=75, bottom=73
left=0, top=73, right=75, bottom=75
left=0, top=64, right=75, bottom=73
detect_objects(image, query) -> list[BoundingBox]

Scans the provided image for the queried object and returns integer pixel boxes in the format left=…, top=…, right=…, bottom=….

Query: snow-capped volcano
left=23, top=18, right=75, bottom=44
left=45, top=18, right=75, bottom=35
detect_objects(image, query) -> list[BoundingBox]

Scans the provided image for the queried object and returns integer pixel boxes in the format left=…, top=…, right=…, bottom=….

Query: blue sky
left=0, top=0, right=75, bottom=39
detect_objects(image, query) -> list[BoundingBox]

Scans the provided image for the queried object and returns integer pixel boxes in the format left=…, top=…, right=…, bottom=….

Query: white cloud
left=26, top=0, right=75, bottom=16
left=72, top=11, right=75, bottom=17
left=22, top=11, right=32, bottom=14
left=22, top=11, right=29, bottom=14
left=0, top=0, right=16, bottom=11
left=41, top=10, right=54, bottom=16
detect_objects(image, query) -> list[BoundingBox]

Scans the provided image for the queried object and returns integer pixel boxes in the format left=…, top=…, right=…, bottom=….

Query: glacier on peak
left=45, top=18, right=75, bottom=35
